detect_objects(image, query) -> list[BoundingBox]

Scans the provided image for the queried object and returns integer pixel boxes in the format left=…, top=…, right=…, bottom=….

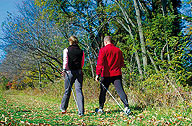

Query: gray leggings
left=99, top=75, right=129, bottom=109
left=61, top=69, right=84, bottom=114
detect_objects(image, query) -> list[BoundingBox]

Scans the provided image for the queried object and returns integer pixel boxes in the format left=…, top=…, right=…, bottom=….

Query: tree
left=35, top=0, right=114, bottom=78
left=2, top=0, right=67, bottom=84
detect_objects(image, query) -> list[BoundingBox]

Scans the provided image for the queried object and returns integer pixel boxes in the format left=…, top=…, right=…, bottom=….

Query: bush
left=14, top=72, right=191, bottom=111
left=0, top=76, right=9, bottom=91
left=127, top=71, right=191, bottom=108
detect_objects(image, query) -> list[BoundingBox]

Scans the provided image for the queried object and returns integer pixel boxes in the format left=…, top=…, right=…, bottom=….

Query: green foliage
left=0, top=0, right=191, bottom=124
left=0, top=76, right=9, bottom=91
left=128, top=70, right=191, bottom=108
left=2, top=0, right=191, bottom=87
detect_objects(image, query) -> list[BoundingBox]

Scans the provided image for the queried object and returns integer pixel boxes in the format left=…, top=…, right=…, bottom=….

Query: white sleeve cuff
left=63, top=48, right=69, bottom=70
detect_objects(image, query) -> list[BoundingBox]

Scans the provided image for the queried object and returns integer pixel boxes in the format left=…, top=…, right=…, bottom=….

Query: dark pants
left=99, top=75, right=129, bottom=109
left=61, top=69, right=84, bottom=114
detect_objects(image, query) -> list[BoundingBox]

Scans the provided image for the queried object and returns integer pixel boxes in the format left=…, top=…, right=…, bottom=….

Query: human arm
left=81, top=51, right=85, bottom=68
left=95, top=49, right=104, bottom=81
left=61, top=48, right=69, bottom=77
left=120, top=50, right=125, bottom=68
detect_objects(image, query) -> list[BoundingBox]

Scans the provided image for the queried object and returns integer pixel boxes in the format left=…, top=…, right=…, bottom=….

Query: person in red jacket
left=95, top=36, right=131, bottom=115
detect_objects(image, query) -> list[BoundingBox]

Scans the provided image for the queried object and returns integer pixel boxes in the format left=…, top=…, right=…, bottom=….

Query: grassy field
left=0, top=88, right=191, bottom=126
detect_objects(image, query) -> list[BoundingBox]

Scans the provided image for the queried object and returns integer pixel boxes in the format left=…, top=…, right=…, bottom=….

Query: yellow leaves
left=137, top=113, right=144, bottom=119
left=22, top=30, right=28, bottom=33
left=188, top=101, right=192, bottom=106
left=41, top=1, right=46, bottom=6
left=34, top=0, right=40, bottom=6
left=145, top=38, right=151, bottom=43
left=35, top=0, right=46, bottom=7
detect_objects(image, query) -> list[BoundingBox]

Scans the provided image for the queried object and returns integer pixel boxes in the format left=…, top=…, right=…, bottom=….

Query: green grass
left=0, top=89, right=191, bottom=125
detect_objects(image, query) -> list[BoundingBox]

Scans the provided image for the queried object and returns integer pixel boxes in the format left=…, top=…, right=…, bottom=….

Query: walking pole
left=99, top=80, right=124, bottom=112
left=63, top=71, right=80, bottom=113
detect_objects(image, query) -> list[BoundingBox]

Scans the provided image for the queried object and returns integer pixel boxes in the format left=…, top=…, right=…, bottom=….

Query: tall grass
left=0, top=71, right=191, bottom=125
left=20, top=71, right=191, bottom=111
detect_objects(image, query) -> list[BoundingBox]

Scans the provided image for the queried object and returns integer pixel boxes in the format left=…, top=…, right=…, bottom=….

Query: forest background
left=0, top=0, right=191, bottom=125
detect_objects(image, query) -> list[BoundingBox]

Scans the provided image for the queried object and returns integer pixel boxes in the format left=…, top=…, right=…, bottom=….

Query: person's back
left=95, top=36, right=130, bottom=116
left=61, top=36, right=84, bottom=116
left=104, top=44, right=124, bottom=76
left=67, top=44, right=83, bottom=70
left=96, top=43, right=124, bottom=77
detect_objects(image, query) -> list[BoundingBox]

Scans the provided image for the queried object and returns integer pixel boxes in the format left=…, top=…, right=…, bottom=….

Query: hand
left=95, top=75, right=100, bottom=82
left=61, top=70, right=65, bottom=77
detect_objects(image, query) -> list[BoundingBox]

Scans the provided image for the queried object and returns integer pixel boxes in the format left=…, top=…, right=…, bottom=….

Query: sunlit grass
left=0, top=90, right=131, bottom=125
left=0, top=77, right=192, bottom=126
left=0, top=89, right=191, bottom=125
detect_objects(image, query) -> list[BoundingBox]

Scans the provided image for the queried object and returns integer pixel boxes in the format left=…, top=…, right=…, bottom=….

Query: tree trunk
left=133, top=0, right=147, bottom=72
left=147, top=50, right=159, bottom=73
left=37, top=61, right=42, bottom=88
left=88, top=52, right=95, bottom=78
left=116, top=18, right=143, bottom=78
left=161, top=0, right=167, bottom=16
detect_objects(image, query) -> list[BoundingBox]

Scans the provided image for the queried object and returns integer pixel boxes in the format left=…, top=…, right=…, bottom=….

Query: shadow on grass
left=130, top=105, right=143, bottom=116
left=130, top=105, right=143, bottom=111
left=101, top=105, right=143, bottom=116
left=84, top=105, right=144, bottom=117
left=84, top=111, right=96, bottom=116
left=16, top=110, right=32, bottom=113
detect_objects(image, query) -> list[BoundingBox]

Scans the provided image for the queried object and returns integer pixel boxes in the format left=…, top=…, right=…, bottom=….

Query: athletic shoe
left=78, top=113, right=84, bottom=117
left=62, top=110, right=67, bottom=114
left=95, top=108, right=104, bottom=114
left=60, top=105, right=67, bottom=114
left=61, top=109, right=67, bottom=114
left=124, top=107, right=131, bottom=115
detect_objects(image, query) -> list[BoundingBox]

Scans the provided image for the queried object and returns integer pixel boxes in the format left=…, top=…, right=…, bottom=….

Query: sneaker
left=95, top=108, right=104, bottom=114
left=60, top=105, right=67, bottom=114
left=78, top=113, right=84, bottom=117
left=61, top=109, right=67, bottom=114
left=124, top=107, right=131, bottom=115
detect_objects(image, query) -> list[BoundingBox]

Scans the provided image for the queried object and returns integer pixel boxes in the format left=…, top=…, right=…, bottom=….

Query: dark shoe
left=95, top=108, right=104, bottom=114
left=78, top=113, right=84, bottom=117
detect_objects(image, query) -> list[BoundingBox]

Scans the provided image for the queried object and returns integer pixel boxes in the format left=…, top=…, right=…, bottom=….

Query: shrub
left=127, top=71, right=191, bottom=108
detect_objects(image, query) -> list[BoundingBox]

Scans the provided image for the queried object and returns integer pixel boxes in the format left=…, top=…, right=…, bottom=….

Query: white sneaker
left=95, top=108, right=104, bottom=114
left=78, top=113, right=84, bottom=117
left=60, top=105, right=67, bottom=114
left=124, top=107, right=131, bottom=115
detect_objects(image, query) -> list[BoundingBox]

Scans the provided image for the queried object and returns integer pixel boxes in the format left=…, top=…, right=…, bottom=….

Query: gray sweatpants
left=61, top=69, right=84, bottom=114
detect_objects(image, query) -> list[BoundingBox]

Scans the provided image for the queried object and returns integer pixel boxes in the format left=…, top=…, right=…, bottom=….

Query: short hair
left=104, top=36, right=112, bottom=43
left=68, top=36, right=78, bottom=44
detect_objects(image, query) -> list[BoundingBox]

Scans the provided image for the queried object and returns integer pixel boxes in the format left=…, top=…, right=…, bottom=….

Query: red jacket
left=96, top=44, right=125, bottom=77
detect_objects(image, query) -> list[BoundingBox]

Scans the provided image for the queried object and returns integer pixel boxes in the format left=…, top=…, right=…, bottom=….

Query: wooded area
left=0, top=1, right=191, bottom=125
left=0, top=0, right=191, bottom=88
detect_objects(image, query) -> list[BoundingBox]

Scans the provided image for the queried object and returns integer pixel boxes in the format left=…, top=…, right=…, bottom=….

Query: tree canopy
left=0, top=0, right=191, bottom=88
